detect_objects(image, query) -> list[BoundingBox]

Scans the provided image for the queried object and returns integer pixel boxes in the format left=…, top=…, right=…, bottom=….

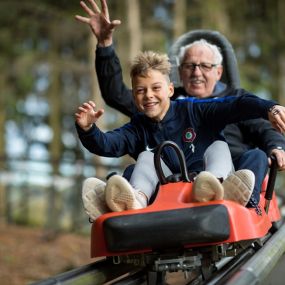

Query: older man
left=76, top=0, right=285, bottom=211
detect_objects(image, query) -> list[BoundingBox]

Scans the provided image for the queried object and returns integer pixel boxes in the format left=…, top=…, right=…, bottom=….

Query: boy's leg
left=129, top=151, right=172, bottom=199
left=203, top=140, right=234, bottom=180
left=105, top=151, right=172, bottom=211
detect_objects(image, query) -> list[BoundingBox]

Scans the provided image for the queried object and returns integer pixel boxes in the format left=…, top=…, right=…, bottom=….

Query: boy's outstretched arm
left=75, top=100, right=104, bottom=131
left=75, top=0, right=121, bottom=47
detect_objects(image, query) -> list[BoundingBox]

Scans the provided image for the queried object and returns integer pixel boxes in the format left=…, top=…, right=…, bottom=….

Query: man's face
left=179, top=45, right=223, bottom=98
left=132, top=70, right=174, bottom=122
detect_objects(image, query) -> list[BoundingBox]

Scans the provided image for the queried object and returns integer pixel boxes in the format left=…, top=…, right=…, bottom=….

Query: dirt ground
left=0, top=223, right=192, bottom=285
left=0, top=223, right=94, bottom=285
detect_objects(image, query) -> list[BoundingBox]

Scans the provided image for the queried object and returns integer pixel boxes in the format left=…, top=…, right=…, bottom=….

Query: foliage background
left=0, top=0, right=285, bottom=283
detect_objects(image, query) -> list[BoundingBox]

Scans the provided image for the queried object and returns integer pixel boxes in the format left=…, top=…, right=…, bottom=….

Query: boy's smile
left=132, top=70, right=174, bottom=122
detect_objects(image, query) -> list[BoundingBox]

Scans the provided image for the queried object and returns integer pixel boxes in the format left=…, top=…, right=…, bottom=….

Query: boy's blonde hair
left=130, top=51, right=171, bottom=81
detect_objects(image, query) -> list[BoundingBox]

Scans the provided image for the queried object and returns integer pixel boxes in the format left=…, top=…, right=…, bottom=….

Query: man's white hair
left=178, top=39, right=223, bottom=65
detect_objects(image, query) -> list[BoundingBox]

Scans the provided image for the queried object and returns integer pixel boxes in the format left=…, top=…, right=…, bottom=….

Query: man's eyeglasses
left=180, top=62, right=218, bottom=72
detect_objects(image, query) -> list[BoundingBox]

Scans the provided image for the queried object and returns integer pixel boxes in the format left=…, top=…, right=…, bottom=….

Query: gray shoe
left=223, top=170, right=255, bottom=206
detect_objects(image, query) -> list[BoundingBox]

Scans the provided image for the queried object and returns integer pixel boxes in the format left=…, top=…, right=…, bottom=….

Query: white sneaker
left=193, top=171, right=224, bottom=202
left=223, top=170, right=255, bottom=206
left=82, top=177, right=109, bottom=221
left=105, top=175, right=147, bottom=212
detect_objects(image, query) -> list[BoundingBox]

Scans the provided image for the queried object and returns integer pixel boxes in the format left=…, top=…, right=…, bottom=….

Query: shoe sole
left=105, top=175, right=143, bottom=212
left=193, top=171, right=224, bottom=202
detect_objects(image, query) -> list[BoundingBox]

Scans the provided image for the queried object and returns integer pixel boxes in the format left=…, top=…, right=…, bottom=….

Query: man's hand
left=75, top=0, right=121, bottom=47
left=75, top=100, right=104, bottom=131
left=269, top=147, right=285, bottom=171
left=268, top=105, right=285, bottom=133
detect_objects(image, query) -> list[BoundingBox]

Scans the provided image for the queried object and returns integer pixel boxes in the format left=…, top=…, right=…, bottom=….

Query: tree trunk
left=200, top=0, right=230, bottom=34
left=173, top=0, right=187, bottom=39
left=0, top=74, right=6, bottom=225
left=128, top=0, right=142, bottom=60
left=277, top=0, right=285, bottom=105
left=46, top=47, right=62, bottom=233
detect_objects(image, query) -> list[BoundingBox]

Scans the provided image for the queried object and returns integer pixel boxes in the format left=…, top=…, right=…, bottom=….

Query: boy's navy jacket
left=76, top=94, right=275, bottom=174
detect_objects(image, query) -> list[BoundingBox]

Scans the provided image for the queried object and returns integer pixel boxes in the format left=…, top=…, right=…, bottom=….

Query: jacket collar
left=144, top=101, right=175, bottom=126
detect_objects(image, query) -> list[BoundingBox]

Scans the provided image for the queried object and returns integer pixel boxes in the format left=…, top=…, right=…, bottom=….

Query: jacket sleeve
left=236, top=118, right=285, bottom=155
left=95, top=45, right=138, bottom=117
left=75, top=120, right=141, bottom=159
left=193, top=91, right=276, bottom=131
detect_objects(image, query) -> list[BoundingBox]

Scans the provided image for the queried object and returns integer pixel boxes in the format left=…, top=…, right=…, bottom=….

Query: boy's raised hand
left=75, top=0, right=121, bottom=47
left=75, top=100, right=104, bottom=131
left=268, top=105, right=285, bottom=134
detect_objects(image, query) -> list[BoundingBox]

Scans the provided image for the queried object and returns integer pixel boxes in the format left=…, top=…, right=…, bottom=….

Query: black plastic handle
left=153, top=141, right=191, bottom=185
left=264, top=155, right=278, bottom=213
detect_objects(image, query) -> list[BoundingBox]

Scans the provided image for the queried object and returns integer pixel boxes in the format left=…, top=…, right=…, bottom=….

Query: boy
left=75, top=51, right=285, bottom=221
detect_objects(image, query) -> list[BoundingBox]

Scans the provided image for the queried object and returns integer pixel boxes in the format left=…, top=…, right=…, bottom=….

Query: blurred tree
left=128, top=0, right=142, bottom=60
left=276, top=0, right=285, bottom=105
left=173, top=0, right=187, bottom=39
left=200, top=0, right=229, bottom=32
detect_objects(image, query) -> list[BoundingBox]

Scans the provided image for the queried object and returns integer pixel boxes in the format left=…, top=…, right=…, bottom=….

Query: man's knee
left=243, top=149, right=268, bottom=165
left=235, top=149, right=268, bottom=177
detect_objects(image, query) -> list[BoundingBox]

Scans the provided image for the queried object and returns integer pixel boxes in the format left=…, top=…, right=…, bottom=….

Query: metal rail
left=200, top=247, right=256, bottom=285
left=31, top=222, right=285, bottom=285
left=223, top=222, right=285, bottom=285
left=31, top=258, right=143, bottom=285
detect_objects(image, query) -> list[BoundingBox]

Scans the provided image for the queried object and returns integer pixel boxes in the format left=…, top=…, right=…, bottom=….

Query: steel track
left=31, top=222, right=285, bottom=285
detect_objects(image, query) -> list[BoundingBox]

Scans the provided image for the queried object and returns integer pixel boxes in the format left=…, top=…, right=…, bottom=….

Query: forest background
left=0, top=0, right=285, bottom=284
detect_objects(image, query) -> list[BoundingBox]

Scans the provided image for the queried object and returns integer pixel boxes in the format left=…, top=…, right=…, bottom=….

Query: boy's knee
left=206, top=140, right=228, bottom=152
left=137, top=150, right=154, bottom=161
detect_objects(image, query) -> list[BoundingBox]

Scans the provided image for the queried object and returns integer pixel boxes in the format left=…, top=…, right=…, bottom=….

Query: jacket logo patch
left=183, top=128, right=196, bottom=143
